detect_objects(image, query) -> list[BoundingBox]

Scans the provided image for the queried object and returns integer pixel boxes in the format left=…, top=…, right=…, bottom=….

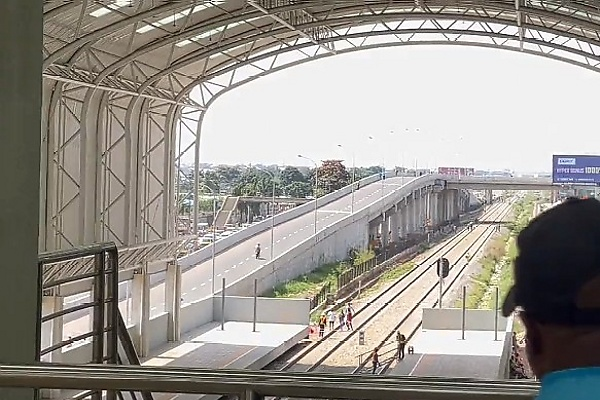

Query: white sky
left=195, top=45, right=600, bottom=172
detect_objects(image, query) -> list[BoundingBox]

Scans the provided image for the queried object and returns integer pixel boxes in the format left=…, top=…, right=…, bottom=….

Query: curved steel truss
left=41, top=0, right=600, bottom=265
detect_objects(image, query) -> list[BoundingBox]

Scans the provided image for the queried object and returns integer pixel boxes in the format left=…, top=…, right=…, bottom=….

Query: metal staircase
left=38, top=243, right=153, bottom=400
left=213, top=196, right=239, bottom=229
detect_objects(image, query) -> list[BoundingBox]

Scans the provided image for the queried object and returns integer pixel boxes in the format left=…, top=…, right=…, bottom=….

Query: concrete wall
left=212, top=296, right=310, bottom=325
left=214, top=174, right=452, bottom=298
left=60, top=296, right=309, bottom=363
left=179, top=173, right=382, bottom=267
left=422, top=308, right=511, bottom=332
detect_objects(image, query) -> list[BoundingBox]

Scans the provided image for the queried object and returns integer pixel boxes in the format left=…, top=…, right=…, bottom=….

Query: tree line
left=180, top=161, right=383, bottom=199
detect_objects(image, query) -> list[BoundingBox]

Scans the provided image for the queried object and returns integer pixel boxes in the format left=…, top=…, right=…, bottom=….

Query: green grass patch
left=267, top=250, right=375, bottom=299
left=457, top=195, right=537, bottom=334
left=359, top=261, right=415, bottom=299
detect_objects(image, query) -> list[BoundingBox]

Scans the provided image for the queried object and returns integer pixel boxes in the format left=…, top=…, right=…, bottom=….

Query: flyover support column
left=486, top=189, right=493, bottom=205
left=432, top=192, right=440, bottom=227
left=132, top=268, right=150, bottom=357
left=454, top=190, right=461, bottom=220
left=389, top=210, right=398, bottom=243
left=411, top=192, right=418, bottom=233
left=379, top=212, right=389, bottom=247
left=0, top=2, right=42, bottom=399
left=397, top=204, right=405, bottom=239
left=165, top=262, right=182, bottom=342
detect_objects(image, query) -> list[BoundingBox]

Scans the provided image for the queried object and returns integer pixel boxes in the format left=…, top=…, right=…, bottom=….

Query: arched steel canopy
left=40, top=0, right=600, bottom=274
left=44, top=0, right=600, bottom=109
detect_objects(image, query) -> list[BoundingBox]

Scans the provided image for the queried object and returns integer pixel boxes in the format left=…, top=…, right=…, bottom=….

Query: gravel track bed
left=284, top=203, right=511, bottom=373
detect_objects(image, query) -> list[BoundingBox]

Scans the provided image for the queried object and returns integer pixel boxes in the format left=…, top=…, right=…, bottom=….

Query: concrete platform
left=389, top=308, right=513, bottom=380
left=390, top=330, right=505, bottom=379
left=145, top=321, right=307, bottom=400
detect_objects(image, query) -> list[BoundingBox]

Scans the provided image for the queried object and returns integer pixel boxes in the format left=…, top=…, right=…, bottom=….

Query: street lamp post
left=298, top=155, right=318, bottom=235
left=257, top=167, right=277, bottom=261
left=368, top=135, right=385, bottom=195
left=337, top=144, right=355, bottom=214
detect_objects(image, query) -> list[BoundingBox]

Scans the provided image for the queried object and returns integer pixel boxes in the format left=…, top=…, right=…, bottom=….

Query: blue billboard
left=552, top=155, right=600, bottom=185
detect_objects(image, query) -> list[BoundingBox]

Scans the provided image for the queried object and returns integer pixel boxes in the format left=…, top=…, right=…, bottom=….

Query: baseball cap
left=502, top=197, right=600, bottom=326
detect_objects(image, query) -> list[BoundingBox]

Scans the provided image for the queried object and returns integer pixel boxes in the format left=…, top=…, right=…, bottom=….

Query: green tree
left=315, top=160, right=351, bottom=195
left=285, top=181, right=312, bottom=198
left=281, top=166, right=307, bottom=186
left=355, top=166, right=382, bottom=180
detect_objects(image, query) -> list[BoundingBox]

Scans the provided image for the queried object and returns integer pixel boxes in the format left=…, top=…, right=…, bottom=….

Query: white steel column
left=132, top=268, right=150, bottom=357
left=0, top=1, right=41, bottom=399
left=165, top=262, right=182, bottom=342
left=41, top=295, right=64, bottom=363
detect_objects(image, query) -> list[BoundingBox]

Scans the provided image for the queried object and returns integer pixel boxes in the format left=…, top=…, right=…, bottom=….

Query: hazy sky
left=193, top=45, right=600, bottom=172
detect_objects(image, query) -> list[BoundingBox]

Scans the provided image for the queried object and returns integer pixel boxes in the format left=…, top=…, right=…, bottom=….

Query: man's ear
left=521, top=313, right=542, bottom=354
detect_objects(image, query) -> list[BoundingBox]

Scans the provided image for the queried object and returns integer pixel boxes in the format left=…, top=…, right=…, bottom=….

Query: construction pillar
left=165, top=262, right=182, bottom=342
left=0, top=2, right=43, bottom=399
left=132, top=268, right=150, bottom=357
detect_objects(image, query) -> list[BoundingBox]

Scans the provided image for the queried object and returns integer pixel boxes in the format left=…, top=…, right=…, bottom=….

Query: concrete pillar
left=486, top=189, right=493, bottom=204
left=165, top=262, right=182, bottom=342
left=411, top=193, right=418, bottom=232
left=381, top=213, right=388, bottom=245
left=0, top=2, right=42, bottom=399
left=40, top=296, right=64, bottom=363
left=432, top=192, right=440, bottom=226
left=389, top=211, right=399, bottom=242
left=454, top=190, right=461, bottom=219
left=132, top=269, right=150, bottom=357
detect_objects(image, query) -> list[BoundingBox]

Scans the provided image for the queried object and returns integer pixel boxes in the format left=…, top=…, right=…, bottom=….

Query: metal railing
left=38, top=243, right=152, bottom=400
left=38, top=244, right=120, bottom=366
left=308, top=281, right=332, bottom=310
left=0, top=364, right=539, bottom=400
left=337, top=257, right=377, bottom=289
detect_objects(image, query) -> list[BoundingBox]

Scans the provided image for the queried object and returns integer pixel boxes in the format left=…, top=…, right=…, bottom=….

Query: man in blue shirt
left=502, top=197, right=600, bottom=399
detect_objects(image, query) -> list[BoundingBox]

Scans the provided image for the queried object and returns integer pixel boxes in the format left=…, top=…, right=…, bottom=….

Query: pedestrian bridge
left=444, top=176, right=556, bottom=191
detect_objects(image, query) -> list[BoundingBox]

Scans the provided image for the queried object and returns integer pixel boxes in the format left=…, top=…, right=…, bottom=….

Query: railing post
left=494, top=286, right=500, bottom=341
left=461, top=286, right=467, bottom=340
left=92, top=253, right=106, bottom=365
left=106, top=248, right=119, bottom=366
left=253, top=279, right=258, bottom=333
left=221, top=278, right=226, bottom=331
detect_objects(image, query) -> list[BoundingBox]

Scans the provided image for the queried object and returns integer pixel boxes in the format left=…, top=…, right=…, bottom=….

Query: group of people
left=316, top=303, right=355, bottom=338
left=369, top=331, right=408, bottom=374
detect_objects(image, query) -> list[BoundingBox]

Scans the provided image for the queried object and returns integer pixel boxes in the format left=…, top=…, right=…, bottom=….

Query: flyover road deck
left=62, top=177, right=413, bottom=340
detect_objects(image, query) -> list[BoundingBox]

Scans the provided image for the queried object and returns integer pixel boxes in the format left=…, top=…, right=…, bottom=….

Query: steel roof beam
left=42, top=73, right=205, bottom=110
left=246, top=0, right=336, bottom=55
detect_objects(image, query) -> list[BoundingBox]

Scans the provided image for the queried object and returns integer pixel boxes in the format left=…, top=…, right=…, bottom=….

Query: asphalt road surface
left=61, top=177, right=413, bottom=340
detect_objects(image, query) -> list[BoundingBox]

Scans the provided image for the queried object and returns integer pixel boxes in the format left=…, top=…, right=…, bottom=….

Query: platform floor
left=389, top=329, right=506, bottom=379
left=144, top=321, right=307, bottom=400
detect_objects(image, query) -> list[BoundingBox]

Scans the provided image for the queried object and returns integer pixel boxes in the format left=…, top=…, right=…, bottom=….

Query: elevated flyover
left=57, top=173, right=465, bottom=361
left=443, top=175, right=556, bottom=191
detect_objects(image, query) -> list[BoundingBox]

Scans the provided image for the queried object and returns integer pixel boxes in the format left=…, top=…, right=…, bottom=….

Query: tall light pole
left=368, top=135, right=385, bottom=195
left=298, top=154, right=318, bottom=235
left=199, top=182, right=218, bottom=294
left=257, top=167, right=277, bottom=261
left=337, top=144, right=355, bottom=214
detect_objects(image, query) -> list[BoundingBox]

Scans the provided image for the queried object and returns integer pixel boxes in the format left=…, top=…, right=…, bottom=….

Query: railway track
left=355, top=199, right=515, bottom=375
left=268, top=200, right=514, bottom=383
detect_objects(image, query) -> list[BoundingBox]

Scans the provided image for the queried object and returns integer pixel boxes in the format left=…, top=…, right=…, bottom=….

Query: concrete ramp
left=214, top=196, right=239, bottom=229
